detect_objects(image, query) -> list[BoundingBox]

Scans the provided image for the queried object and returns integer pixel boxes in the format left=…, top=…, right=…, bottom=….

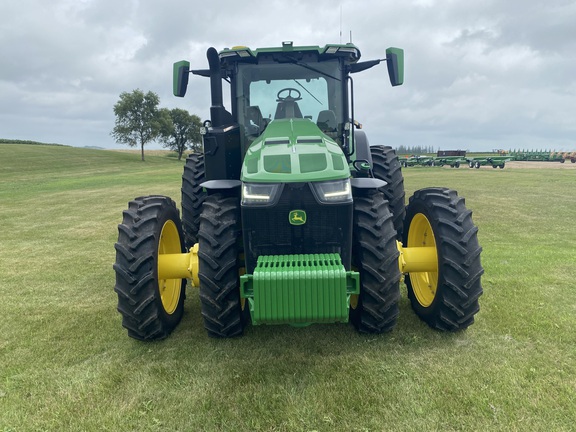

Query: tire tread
left=113, top=195, right=185, bottom=340
left=351, top=192, right=401, bottom=333
left=404, top=188, right=484, bottom=331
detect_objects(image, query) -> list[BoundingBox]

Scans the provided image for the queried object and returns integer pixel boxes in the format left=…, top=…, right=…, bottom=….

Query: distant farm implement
left=401, top=150, right=467, bottom=168
left=401, top=155, right=435, bottom=167
left=466, top=156, right=512, bottom=169
left=401, top=155, right=467, bottom=168
left=400, top=148, right=575, bottom=169
left=435, top=150, right=466, bottom=168
left=510, top=150, right=575, bottom=163
left=435, top=156, right=467, bottom=168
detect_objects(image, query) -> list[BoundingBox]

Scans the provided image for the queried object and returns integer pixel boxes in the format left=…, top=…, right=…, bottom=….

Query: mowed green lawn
left=1, top=144, right=575, bottom=431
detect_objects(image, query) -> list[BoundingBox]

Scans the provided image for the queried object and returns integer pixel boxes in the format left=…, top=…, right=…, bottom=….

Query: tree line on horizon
left=111, top=89, right=202, bottom=161
left=394, top=145, right=437, bottom=155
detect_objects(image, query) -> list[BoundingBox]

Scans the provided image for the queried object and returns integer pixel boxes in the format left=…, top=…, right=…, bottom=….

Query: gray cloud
left=0, top=0, right=574, bottom=151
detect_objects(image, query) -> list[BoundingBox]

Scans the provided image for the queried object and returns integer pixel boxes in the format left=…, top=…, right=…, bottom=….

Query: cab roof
left=218, top=42, right=361, bottom=64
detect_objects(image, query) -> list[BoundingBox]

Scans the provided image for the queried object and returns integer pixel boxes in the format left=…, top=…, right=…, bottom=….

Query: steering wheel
left=276, top=87, right=302, bottom=102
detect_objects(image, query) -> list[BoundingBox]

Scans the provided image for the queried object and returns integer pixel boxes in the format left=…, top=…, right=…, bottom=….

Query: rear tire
left=370, top=145, right=406, bottom=239
left=403, top=188, right=483, bottom=331
left=350, top=191, right=401, bottom=333
left=114, top=196, right=186, bottom=340
left=181, top=153, right=206, bottom=249
left=198, top=193, right=246, bottom=338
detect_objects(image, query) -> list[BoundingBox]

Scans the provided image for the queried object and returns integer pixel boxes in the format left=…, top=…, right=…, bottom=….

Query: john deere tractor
left=113, top=42, right=483, bottom=339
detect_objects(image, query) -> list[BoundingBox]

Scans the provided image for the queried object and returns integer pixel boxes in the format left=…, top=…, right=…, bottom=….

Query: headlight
left=311, top=179, right=352, bottom=204
left=241, top=182, right=282, bottom=206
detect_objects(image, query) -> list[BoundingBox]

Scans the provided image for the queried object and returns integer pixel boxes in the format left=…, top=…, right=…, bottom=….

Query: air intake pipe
left=207, top=47, right=227, bottom=127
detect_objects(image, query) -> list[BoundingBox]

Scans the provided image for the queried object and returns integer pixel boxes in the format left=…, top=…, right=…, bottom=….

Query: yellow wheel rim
left=158, top=220, right=182, bottom=314
left=407, top=213, right=438, bottom=307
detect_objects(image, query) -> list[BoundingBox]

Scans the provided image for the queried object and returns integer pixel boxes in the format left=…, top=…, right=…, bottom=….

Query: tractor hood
left=241, top=119, right=349, bottom=183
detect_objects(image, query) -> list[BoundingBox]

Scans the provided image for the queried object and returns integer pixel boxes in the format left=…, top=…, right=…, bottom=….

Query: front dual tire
left=114, top=196, right=186, bottom=340
left=350, top=191, right=401, bottom=333
left=403, top=188, right=484, bottom=331
left=197, top=193, right=247, bottom=338
left=350, top=187, right=483, bottom=334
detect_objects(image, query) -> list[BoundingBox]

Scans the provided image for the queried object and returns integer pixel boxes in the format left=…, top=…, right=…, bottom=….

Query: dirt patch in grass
left=499, top=161, right=576, bottom=169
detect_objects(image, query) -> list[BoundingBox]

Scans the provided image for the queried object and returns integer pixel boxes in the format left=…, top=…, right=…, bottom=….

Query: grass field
left=1, top=144, right=575, bottom=431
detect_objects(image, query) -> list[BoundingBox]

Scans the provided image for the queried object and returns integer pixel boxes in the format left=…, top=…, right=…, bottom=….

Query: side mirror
left=385, top=48, right=404, bottom=86
left=173, top=60, right=190, bottom=97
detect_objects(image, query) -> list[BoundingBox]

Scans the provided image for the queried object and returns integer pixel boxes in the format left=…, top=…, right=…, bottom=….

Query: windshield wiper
left=293, top=80, right=323, bottom=105
left=283, top=55, right=341, bottom=82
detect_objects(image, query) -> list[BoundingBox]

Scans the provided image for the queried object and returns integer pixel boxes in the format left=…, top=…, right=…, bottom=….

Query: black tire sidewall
left=181, top=154, right=206, bottom=249
left=350, top=191, right=401, bottom=333
left=403, top=188, right=483, bottom=331
left=198, top=194, right=245, bottom=337
left=114, top=196, right=186, bottom=340
left=370, top=145, right=406, bottom=239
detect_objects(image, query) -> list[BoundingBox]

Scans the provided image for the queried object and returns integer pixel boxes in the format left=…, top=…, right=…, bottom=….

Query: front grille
left=242, top=183, right=352, bottom=273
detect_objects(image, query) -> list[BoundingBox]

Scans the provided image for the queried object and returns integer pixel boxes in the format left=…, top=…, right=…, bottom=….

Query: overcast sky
left=1, top=0, right=575, bottom=152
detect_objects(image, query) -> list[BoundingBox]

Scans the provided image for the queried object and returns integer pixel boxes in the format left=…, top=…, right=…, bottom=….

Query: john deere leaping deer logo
left=289, top=210, right=307, bottom=226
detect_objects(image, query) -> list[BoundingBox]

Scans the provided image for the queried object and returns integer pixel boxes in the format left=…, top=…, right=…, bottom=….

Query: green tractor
left=113, top=42, right=483, bottom=339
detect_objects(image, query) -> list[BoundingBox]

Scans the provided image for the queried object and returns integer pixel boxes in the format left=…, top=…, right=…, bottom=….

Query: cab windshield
left=235, top=59, right=345, bottom=146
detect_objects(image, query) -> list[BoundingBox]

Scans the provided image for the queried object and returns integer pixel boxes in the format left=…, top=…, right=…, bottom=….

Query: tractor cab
left=173, top=42, right=404, bottom=181
left=227, top=44, right=351, bottom=150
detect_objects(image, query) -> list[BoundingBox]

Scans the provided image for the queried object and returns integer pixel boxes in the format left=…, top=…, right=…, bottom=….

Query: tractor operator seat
left=317, top=110, right=338, bottom=138
left=274, top=99, right=303, bottom=119
left=246, top=105, right=267, bottom=136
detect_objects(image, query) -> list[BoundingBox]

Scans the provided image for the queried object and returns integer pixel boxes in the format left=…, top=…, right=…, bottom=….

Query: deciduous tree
left=158, top=108, right=202, bottom=160
left=111, top=89, right=161, bottom=161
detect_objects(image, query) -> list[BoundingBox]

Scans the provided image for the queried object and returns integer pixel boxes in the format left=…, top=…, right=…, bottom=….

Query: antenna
left=339, top=5, right=342, bottom=43
left=349, top=31, right=353, bottom=44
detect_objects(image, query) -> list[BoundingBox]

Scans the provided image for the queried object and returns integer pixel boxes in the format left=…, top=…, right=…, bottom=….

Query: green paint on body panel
left=241, top=119, right=349, bottom=183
